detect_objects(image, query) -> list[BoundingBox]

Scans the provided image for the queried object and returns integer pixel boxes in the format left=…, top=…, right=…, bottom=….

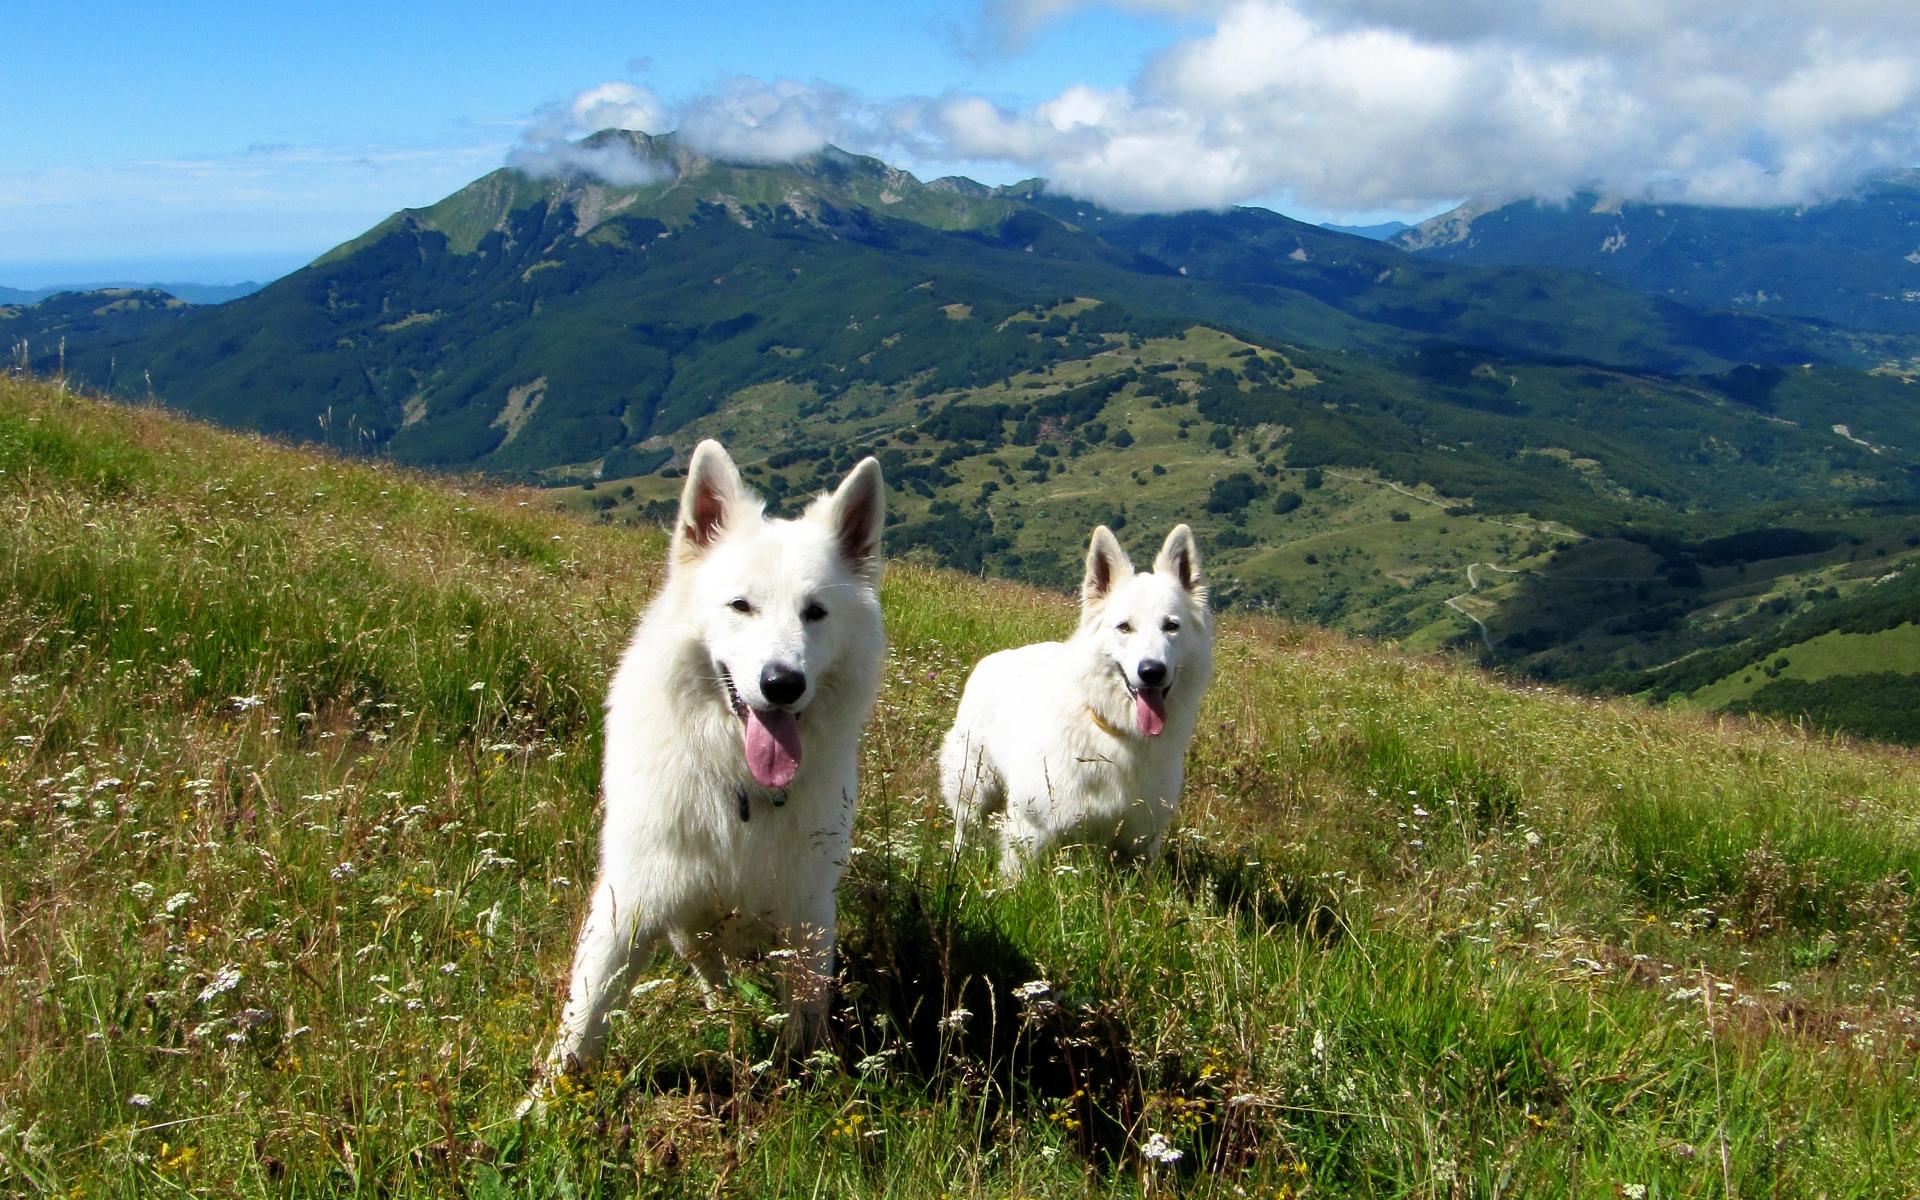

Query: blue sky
left=0, top=1, right=1198, bottom=285
left=7, top=1, right=1919, bottom=287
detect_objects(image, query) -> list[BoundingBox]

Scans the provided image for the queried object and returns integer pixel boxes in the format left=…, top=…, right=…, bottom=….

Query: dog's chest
left=1060, top=726, right=1170, bottom=799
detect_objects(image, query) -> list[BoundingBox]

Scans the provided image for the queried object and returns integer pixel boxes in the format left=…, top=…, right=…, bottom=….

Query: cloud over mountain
left=507, top=82, right=674, bottom=185
left=521, top=0, right=1920, bottom=213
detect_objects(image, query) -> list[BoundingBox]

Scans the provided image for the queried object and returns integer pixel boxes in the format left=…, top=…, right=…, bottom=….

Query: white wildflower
left=198, top=965, right=242, bottom=1004
left=1013, top=979, right=1051, bottom=1001
left=230, top=694, right=265, bottom=711
left=127, top=1093, right=153, bottom=1109
left=329, top=861, right=357, bottom=881
left=164, top=891, right=196, bottom=914
left=1141, top=1131, right=1183, bottom=1165
left=128, top=882, right=156, bottom=904
left=938, top=1006, right=973, bottom=1031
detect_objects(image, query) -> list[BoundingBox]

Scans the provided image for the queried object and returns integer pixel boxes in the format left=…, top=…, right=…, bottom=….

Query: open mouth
left=719, top=666, right=803, bottom=788
left=1116, top=666, right=1169, bottom=738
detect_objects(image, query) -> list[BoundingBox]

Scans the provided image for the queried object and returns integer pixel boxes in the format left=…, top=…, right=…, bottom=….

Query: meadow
left=2, top=375, right=1917, bottom=1197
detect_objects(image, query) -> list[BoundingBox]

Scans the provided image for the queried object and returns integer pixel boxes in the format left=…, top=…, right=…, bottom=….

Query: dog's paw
left=518, top=1050, right=579, bottom=1121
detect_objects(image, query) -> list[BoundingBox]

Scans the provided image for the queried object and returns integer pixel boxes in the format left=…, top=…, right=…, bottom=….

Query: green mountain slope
left=1394, top=174, right=1920, bottom=333
left=12, top=131, right=1907, bottom=476
left=4, top=376, right=1918, bottom=1195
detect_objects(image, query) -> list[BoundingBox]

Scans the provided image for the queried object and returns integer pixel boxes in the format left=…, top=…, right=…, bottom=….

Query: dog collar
left=1084, top=704, right=1130, bottom=739
left=734, top=787, right=787, bottom=821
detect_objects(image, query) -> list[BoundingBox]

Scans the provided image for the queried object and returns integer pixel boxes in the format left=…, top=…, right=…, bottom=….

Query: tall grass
left=2, top=377, right=1916, bottom=1196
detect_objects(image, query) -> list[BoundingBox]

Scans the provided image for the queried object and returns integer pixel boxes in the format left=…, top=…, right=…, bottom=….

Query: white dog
left=939, top=524, right=1213, bottom=877
left=541, top=440, right=885, bottom=1078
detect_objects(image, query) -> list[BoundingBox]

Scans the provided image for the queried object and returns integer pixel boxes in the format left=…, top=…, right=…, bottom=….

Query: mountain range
left=0, top=280, right=261, bottom=307
left=1393, top=175, right=1920, bottom=334
left=6, top=130, right=1919, bottom=741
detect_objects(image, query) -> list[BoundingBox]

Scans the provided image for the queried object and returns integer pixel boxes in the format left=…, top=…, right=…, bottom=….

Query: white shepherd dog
left=541, top=440, right=886, bottom=1078
left=939, top=523, right=1213, bottom=877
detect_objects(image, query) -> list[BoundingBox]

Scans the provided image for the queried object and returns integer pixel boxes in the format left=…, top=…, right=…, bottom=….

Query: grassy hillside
left=4, top=377, right=1918, bottom=1197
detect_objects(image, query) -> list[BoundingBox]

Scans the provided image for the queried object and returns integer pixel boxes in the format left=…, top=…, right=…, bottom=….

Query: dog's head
left=1078, top=523, right=1211, bottom=738
left=669, top=440, right=886, bottom=787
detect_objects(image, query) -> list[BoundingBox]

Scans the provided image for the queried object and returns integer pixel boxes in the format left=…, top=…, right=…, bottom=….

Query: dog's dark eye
left=1162, top=618, right=1181, bottom=633
left=728, top=597, right=753, bottom=614
left=1116, top=621, right=1133, bottom=634
left=802, top=602, right=828, bottom=623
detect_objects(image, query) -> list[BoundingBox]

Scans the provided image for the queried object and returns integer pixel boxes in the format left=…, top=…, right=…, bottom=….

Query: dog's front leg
left=670, top=927, right=729, bottom=1010
left=545, top=874, right=662, bottom=1078
left=996, top=811, right=1048, bottom=881
left=775, top=911, right=835, bottom=1057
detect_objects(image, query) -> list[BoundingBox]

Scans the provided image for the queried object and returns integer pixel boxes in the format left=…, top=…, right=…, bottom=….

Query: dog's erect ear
left=1153, top=524, right=1204, bottom=595
left=672, top=441, right=745, bottom=563
left=813, top=456, right=885, bottom=580
left=1081, top=524, right=1134, bottom=609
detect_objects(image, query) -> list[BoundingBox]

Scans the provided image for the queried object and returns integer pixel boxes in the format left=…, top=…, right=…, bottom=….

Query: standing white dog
left=542, top=440, right=886, bottom=1078
left=939, top=524, right=1213, bottom=877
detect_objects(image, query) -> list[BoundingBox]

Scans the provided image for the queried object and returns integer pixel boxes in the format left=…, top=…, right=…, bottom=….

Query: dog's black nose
left=760, top=663, right=807, bottom=707
left=1137, top=659, right=1168, bottom=688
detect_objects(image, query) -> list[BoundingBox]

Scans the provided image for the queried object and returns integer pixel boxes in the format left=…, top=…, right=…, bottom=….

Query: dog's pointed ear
left=672, top=441, right=745, bottom=564
left=814, top=456, right=885, bottom=580
left=1153, top=524, right=1204, bottom=594
left=1081, top=525, right=1134, bottom=609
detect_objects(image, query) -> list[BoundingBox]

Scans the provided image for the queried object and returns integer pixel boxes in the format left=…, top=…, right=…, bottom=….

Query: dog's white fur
left=542, top=440, right=885, bottom=1076
left=939, top=524, right=1213, bottom=876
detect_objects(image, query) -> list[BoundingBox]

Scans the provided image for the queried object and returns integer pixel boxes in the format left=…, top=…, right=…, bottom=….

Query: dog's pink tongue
left=1135, top=687, right=1167, bottom=737
left=742, top=708, right=802, bottom=788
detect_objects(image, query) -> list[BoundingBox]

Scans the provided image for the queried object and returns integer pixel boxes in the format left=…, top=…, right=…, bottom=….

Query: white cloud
left=507, top=138, right=669, bottom=186
left=517, top=0, right=1920, bottom=214
left=506, top=82, right=672, bottom=185
left=509, top=77, right=872, bottom=182
left=956, top=0, right=1920, bottom=212
left=677, top=78, right=855, bottom=163
left=569, top=82, right=668, bottom=135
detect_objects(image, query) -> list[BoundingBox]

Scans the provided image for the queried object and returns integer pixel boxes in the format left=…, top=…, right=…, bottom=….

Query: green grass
left=4, top=378, right=1918, bottom=1197
left=1689, top=623, right=1920, bottom=707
